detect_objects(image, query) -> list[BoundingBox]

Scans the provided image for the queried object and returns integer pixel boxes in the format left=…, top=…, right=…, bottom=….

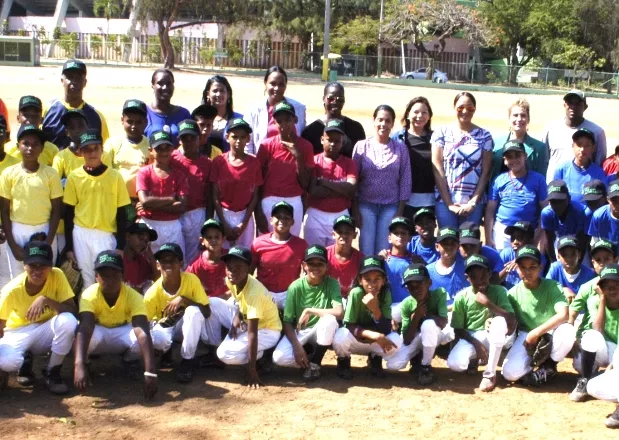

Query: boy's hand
left=246, top=366, right=262, bottom=389
left=135, top=201, right=144, bottom=212
left=377, top=249, right=390, bottom=259
left=414, top=300, right=428, bottom=319
left=11, top=245, right=25, bottom=262
left=376, top=335, right=397, bottom=353
left=524, top=329, right=541, bottom=350
left=293, top=342, right=309, bottom=368
left=0, top=227, right=6, bottom=244
left=362, top=293, right=380, bottom=316
left=163, top=296, right=186, bottom=317
left=74, top=363, right=90, bottom=392
left=230, top=314, right=245, bottom=339
left=255, top=212, right=269, bottom=234
left=143, top=375, right=158, bottom=400
left=473, top=341, right=488, bottom=364
left=26, top=296, right=49, bottom=321
left=503, top=260, right=518, bottom=273
left=564, top=287, right=576, bottom=304
left=297, top=308, right=313, bottom=330
left=475, top=291, right=490, bottom=306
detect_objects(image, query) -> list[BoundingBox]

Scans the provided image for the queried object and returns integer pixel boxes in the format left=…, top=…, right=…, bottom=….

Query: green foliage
left=550, top=39, right=606, bottom=71
left=90, top=34, right=103, bottom=51
left=53, top=26, right=62, bottom=41
left=144, top=36, right=161, bottom=63
left=58, top=32, right=79, bottom=57
left=226, top=41, right=243, bottom=66
left=331, top=16, right=379, bottom=55
left=199, top=46, right=215, bottom=65
left=17, top=29, right=26, bottom=37
left=93, top=0, right=124, bottom=20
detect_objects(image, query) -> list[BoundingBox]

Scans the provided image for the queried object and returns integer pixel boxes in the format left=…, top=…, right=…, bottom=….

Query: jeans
left=359, top=201, right=398, bottom=255
left=435, top=201, right=485, bottom=229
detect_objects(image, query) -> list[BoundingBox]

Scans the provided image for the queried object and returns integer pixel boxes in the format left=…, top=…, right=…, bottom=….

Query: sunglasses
left=456, top=105, right=476, bottom=113
left=326, top=95, right=345, bottom=103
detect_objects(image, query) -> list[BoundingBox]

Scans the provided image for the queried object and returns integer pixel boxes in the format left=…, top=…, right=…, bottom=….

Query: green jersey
left=581, top=294, right=619, bottom=344
left=508, top=279, right=567, bottom=332
left=344, top=286, right=392, bottom=328
left=400, top=288, right=448, bottom=335
left=451, top=285, right=514, bottom=332
left=283, top=276, right=342, bottom=328
left=570, top=277, right=599, bottom=337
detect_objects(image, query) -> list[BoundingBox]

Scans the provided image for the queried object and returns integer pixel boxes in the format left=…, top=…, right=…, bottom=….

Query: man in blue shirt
left=407, top=208, right=440, bottom=264
left=545, top=235, right=595, bottom=303
left=588, top=179, right=619, bottom=244
left=426, top=227, right=468, bottom=306
left=458, top=222, right=502, bottom=284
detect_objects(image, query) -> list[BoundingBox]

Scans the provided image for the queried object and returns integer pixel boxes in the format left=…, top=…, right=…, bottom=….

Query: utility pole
left=322, top=0, right=332, bottom=81
left=377, top=0, right=384, bottom=78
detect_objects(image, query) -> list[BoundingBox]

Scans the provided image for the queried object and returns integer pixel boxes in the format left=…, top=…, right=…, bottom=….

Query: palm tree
left=93, top=0, right=124, bottom=63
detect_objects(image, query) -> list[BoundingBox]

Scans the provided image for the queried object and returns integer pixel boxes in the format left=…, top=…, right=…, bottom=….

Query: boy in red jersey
left=326, top=215, right=363, bottom=306
left=186, top=219, right=229, bottom=300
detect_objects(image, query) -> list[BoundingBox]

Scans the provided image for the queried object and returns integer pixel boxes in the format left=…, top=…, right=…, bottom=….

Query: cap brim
left=414, top=212, right=436, bottom=222
left=389, top=222, right=413, bottom=232
left=221, top=253, right=251, bottom=264
left=505, top=225, right=531, bottom=236
left=436, top=236, right=458, bottom=244
left=152, top=141, right=174, bottom=149
left=78, top=140, right=102, bottom=149
left=178, top=129, right=199, bottom=137
left=94, top=262, right=123, bottom=272
left=201, top=224, right=224, bottom=235
left=228, top=124, right=252, bottom=134
left=359, top=266, right=385, bottom=276
left=546, top=193, right=569, bottom=201
left=459, top=237, right=481, bottom=245
left=558, top=244, right=579, bottom=252
left=582, top=193, right=603, bottom=201
left=273, top=109, right=295, bottom=117
left=154, top=249, right=183, bottom=261
left=600, top=275, right=619, bottom=283
left=515, top=254, right=541, bottom=264
left=502, top=147, right=525, bottom=155
left=465, top=263, right=489, bottom=272
left=402, top=275, right=427, bottom=286
left=324, top=127, right=345, bottom=135
left=608, top=192, right=619, bottom=199
left=564, top=93, right=584, bottom=101
left=18, top=129, right=46, bottom=143
left=334, top=220, right=355, bottom=229
left=592, top=246, right=616, bottom=256
left=304, top=256, right=328, bottom=263
left=123, top=107, right=147, bottom=116
left=23, top=256, right=53, bottom=267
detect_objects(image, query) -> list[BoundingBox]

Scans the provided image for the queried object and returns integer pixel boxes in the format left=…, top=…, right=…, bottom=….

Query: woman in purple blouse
left=352, top=105, right=412, bottom=255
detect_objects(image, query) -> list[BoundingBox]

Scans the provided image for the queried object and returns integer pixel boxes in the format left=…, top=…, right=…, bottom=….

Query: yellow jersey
left=226, top=275, right=281, bottom=331
left=104, top=136, right=150, bottom=198
left=144, top=272, right=209, bottom=321
left=79, top=283, right=146, bottom=328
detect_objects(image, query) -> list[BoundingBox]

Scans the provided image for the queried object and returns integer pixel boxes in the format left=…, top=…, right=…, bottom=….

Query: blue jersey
left=541, top=201, right=587, bottom=238
left=407, top=235, right=439, bottom=264
left=545, top=261, right=596, bottom=293
left=588, top=204, right=619, bottom=243
left=489, top=171, right=547, bottom=227
left=42, top=99, right=109, bottom=149
left=385, top=253, right=414, bottom=304
left=500, top=247, right=549, bottom=290
left=426, top=255, right=469, bottom=305
left=145, top=105, right=191, bottom=146
left=481, top=245, right=503, bottom=274
left=553, top=160, right=607, bottom=205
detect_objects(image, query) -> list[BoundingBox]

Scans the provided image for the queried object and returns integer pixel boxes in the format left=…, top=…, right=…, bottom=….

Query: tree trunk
left=508, top=45, right=518, bottom=85
left=162, top=28, right=175, bottom=69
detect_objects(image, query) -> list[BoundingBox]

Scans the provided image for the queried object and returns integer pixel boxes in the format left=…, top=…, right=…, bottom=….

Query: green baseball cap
left=505, top=221, right=534, bottom=236
left=126, top=222, right=158, bottom=241
left=17, top=124, right=46, bottom=143
left=178, top=119, right=200, bottom=137
left=227, top=118, right=252, bottom=134
left=464, top=254, right=490, bottom=273
left=333, top=214, right=355, bottom=230
left=502, top=140, right=526, bottom=156
left=23, top=241, right=54, bottom=267
left=436, top=227, right=459, bottom=244
left=61, top=108, right=88, bottom=126
left=19, top=95, right=42, bottom=111
left=591, top=239, right=616, bottom=257
left=582, top=180, right=606, bottom=202
left=123, top=99, right=147, bottom=116
left=154, top=243, right=184, bottom=262
left=304, top=245, right=328, bottom=263
left=389, top=216, right=413, bottom=233
left=515, top=245, right=542, bottom=264
left=572, top=128, right=595, bottom=144
left=273, top=102, right=296, bottom=117
left=78, top=129, right=103, bottom=149
left=557, top=235, right=579, bottom=252
left=608, top=179, right=619, bottom=200
left=546, top=180, right=570, bottom=202
left=459, top=222, right=481, bottom=245
left=413, top=208, right=436, bottom=223
left=201, top=218, right=224, bottom=235
left=221, top=245, right=252, bottom=265
left=402, top=263, right=429, bottom=285
left=358, top=255, right=385, bottom=276
left=94, top=250, right=124, bottom=272
left=600, top=264, right=619, bottom=283
left=149, top=130, right=174, bottom=149
left=62, top=59, right=87, bottom=73
left=324, top=119, right=345, bottom=135
left=271, top=200, right=294, bottom=216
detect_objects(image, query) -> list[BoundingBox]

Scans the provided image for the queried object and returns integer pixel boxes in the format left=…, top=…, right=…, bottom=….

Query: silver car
left=401, top=68, right=448, bottom=83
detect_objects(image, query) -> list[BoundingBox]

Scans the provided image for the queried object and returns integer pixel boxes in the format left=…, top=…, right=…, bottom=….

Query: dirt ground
left=1, top=66, right=619, bottom=439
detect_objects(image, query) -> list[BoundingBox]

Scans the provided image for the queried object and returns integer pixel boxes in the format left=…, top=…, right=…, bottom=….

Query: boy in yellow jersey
left=104, top=100, right=150, bottom=204
left=191, top=104, right=222, bottom=159
left=63, top=129, right=131, bottom=289
left=7, top=96, right=59, bottom=166
left=217, top=246, right=282, bottom=388
left=0, top=241, right=77, bottom=395
left=0, top=124, right=63, bottom=280
left=0, top=116, right=19, bottom=288
left=74, top=250, right=158, bottom=399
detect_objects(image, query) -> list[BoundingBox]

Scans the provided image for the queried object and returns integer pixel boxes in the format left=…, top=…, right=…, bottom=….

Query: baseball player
left=545, top=236, right=595, bottom=304
left=326, top=215, right=363, bottom=303
left=273, top=245, right=343, bottom=380
left=447, top=255, right=516, bottom=392
left=0, top=115, right=19, bottom=288
left=426, top=227, right=469, bottom=306
left=382, top=217, right=415, bottom=323
left=186, top=219, right=229, bottom=299
left=123, top=222, right=159, bottom=294
left=407, top=208, right=439, bottom=264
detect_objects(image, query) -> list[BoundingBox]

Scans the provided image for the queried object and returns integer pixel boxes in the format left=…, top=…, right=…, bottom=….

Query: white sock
left=47, top=352, right=65, bottom=370
left=483, top=344, right=503, bottom=378
left=421, top=345, right=436, bottom=366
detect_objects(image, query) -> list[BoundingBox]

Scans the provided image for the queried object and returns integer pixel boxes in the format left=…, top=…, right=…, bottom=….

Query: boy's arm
left=316, top=177, right=357, bottom=199
left=484, top=201, right=498, bottom=247
left=543, top=229, right=557, bottom=262
left=254, top=185, right=269, bottom=234
left=242, top=190, right=260, bottom=228
left=454, top=328, right=488, bottom=362
left=526, top=303, right=568, bottom=348
left=132, top=314, right=158, bottom=399
left=0, top=319, right=5, bottom=339
left=114, top=206, right=128, bottom=251
left=592, top=293, right=606, bottom=334
left=63, top=204, right=75, bottom=254
left=298, top=304, right=344, bottom=327
left=204, top=181, right=214, bottom=220
left=246, top=318, right=261, bottom=388
left=402, top=302, right=424, bottom=345
left=157, top=196, right=187, bottom=214
left=137, top=190, right=176, bottom=209
left=282, top=321, right=309, bottom=368
left=307, top=177, right=336, bottom=199
left=0, top=196, right=21, bottom=260
left=26, top=297, right=76, bottom=322
left=74, top=312, right=95, bottom=392
left=47, top=197, right=61, bottom=245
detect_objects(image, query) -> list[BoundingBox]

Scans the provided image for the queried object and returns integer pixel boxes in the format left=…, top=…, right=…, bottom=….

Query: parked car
left=400, top=68, right=448, bottom=83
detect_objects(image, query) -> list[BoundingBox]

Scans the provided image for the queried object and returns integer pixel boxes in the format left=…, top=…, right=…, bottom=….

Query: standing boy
left=588, top=179, right=619, bottom=243
left=186, top=219, right=229, bottom=299
left=426, top=228, right=468, bottom=306
left=327, top=215, right=363, bottom=301
left=123, top=222, right=159, bottom=294
left=384, top=217, right=414, bottom=322
left=0, top=115, right=19, bottom=288
left=191, top=104, right=222, bottom=159
left=407, top=208, right=440, bottom=264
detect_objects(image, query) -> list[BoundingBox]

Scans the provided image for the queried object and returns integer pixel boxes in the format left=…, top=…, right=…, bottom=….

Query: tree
left=93, top=0, right=125, bottom=63
left=576, top=0, right=619, bottom=71
left=331, top=16, right=380, bottom=55
left=550, top=40, right=606, bottom=86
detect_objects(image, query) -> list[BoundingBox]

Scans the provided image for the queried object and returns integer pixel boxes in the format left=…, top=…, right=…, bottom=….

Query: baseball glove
left=527, top=333, right=553, bottom=368
left=157, top=306, right=186, bottom=328
left=58, top=254, right=83, bottom=295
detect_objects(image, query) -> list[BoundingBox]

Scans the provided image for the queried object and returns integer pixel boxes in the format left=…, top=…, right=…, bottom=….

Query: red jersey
left=171, top=149, right=211, bottom=210
left=186, top=250, right=228, bottom=298
left=251, top=233, right=308, bottom=293
left=257, top=135, right=314, bottom=198
left=124, top=253, right=155, bottom=293
left=210, top=152, right=263, bottom=212
left=308, top=153, right=358, bottom=212
left=327, top=245, right=363, bottom=298
left=136, top=164, right=189, bottom=221
left=603, top=155, right=618, bottom=177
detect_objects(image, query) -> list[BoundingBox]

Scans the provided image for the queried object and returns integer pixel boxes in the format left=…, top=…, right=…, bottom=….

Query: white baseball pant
left=6, top=221, right=57, bottom=280
left=502, top=323, right=576, bottom=382
left=216, top=329, right=282, bottom=365
left=270, top=291, right=287, bottom=311
left=273, top=314, right=339, bottom=367
left=573, top=330, right=618, bottom=374
left=140, top=218, right=185, bottom=256
left=73, top=225, right=117, bottom=291
left=55, top=233, right=66, bottom=262
left=391, top=302, right=403, bottom=323
left=587, top=345, right=619, bottom=401
left=261, top=195, right=303, bottom=237
left=0, top=242, right=11, bottom=289
left=180, top=207, right=206, bottom=266
left=0, top=313, right=78, bottom=372
left=86, top=323, right=151, bottom=361
left=447, top=317, right=509, bottom=378
left=332, top=327, right=402, bottom=359
left=217, top=207, right=255, bottom=250
left=492, top=221, right=511, bottom=251
left=302, top=207, right=348, bottom=247
left=386, top=319, right=451, bottom=370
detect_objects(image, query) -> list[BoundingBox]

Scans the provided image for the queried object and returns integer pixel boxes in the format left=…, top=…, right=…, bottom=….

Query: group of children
left=1, top=60, right=619, bottom=429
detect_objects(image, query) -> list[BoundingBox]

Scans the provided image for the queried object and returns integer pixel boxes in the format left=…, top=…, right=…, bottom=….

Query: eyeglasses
left=326, top=95, right=345, bottom=103
left=456, top=105, right=476, bottom=113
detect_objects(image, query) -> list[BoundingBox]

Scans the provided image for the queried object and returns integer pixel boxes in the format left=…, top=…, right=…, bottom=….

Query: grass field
left=1, top=65, right=618, bottom=440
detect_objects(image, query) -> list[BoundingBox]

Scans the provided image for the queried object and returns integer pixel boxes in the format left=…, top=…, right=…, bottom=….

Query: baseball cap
left=333, top=214, right=355, bottom=230
left=389, top=216, right=413, bottom=233
left=572, top=128, right=595, bottom=144
left=324, top=119, right=345, bottom=135
left=436, top=227, right=459, bottom=244
left=515, top=245, right=542, bottom=264
left=94, top=250, right=124, bottom=272
left=273, top=102, right=296, bottom=117
left=78, top=129, right=103, bottom=149
left=557, top=235, right=579, bottom=252
left=413, top=208, right=436, bottom=223
left=591, top=239, right=616, bottom=257
left=154, top=243, right=184, bottom=261
left=61, top=108, right=88, bottom=126
left=358, top=255, right=385, bottom=276
left=608, top=180, right=619, bottom=199
left=599, top=264, right=619, bottom=283
left=221, top=245, right=252, bottom=264
left=459, top=222, right=481, bottom=245
left=582, top=179, right=606, bottom=201
left=126, top=222, right=158, bottom=241
left=546, top=180, right=570, bottom=201
left=401, top=263, right=429, bottom=285
left=62, top=59, right=87, bottom=74
left=502, top=140, right=526, bottom=156
left=201, top=218, right=225, bottom=235
left=271, top=200, right=294, bottom=216
left=122, top=99, right=147, bottom=116
left=564, top=89, right=586, bottom=102
left=464, top=254, right=490, bottom=273
left=149, top=130, right=174, bottom=149
left=23, top=241, right=54, bottom=267
left=505, top=221, right=534, bottom=236
left=227, top=117, right=252, bottom=134
left=178, top=119, right=200, bottom=137
left=191, top=104, right=218, bottom=120
left=304, top=245, right=328, bottom=263
left=17, top=124, right=46, bottom=143
left=18, top=95, right=42, bottom=111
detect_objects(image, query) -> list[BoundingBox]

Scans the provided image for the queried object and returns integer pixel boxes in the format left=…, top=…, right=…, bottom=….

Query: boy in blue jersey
left=588, top=179, right=619, bottom=243
left=383, top=217, right=415, bottom=324
left=582, top=179, right=607, bottom=232
left=553, top=128, right=607, bottom=205
left=541, top=179, right=588, bottom=262
left=407, top=208, right=439, bottom=264
left=42, top=59, right=109, bottom=149
left=499, top=221, right=547, bottom=289
left=546, top=236, right=595, bottom=304
left=459, top=222, right=502, bottom=284
left=426, top=227, right=468, bottom=306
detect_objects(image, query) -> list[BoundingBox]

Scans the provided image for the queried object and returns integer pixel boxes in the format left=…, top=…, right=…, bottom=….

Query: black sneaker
left=466, top=359, right=478, bottom=376
left=257, top=348, right=275, bottom=375
left=42, top=365, right=69, bottom=395
left=522, top=363, right=557, bottom=387
left=569, top=378, right=589, bottom=402
left=176, top=358, right=195, bottom=383
left=160, top=350, right=174, bottom=369
left=0, top=370, right=8, bottom=393
left=336, top=357, right=353, bottom=380
left=17, top=352, right=35, bottom=386
left=370, top=355, right=386, bottom=378
left=606, top=405, right=619, bottom=429
left=123, top=360, right=143, bottom=381
left=417, top=364, right=435, bottom=385
left=198, top=351, right=226, bottom=369
left=408, top=354, right=422, bottom=375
